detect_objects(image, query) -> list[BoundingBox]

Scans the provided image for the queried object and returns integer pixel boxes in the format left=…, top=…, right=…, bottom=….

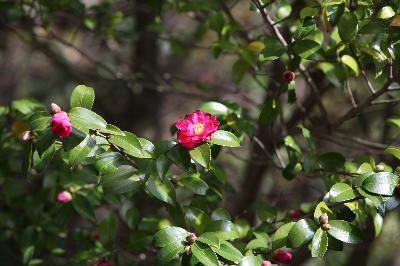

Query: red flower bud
left=96, top=260, right=113, bottom=266
left=283, top=71, right=296, bottom=82
left=321, top=223, right=332, bottom=231
left=57, top=191, right=72, bottom=203
left=170, top=175, right=180, bottom=184
left=289, top=209, right=303, bottom=220
left=186, top=233, right=197, bottom=244
left=319, top=213, right=329, bottom=225
left=51, top=111, right=72, bottom=138
left=91, top=231, right=100, bottom=241
left=272, top=248, right=292, bottom=264
left=176, top=110, right=219, bottom=149
left=261, top=260, right=272, bottom=266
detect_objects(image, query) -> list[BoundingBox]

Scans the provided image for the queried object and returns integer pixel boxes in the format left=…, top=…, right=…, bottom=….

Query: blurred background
left=1, top=0, right=400, bottom=265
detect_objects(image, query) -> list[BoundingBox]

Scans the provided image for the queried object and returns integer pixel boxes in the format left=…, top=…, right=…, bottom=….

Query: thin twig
left=345, top=80, right=357, bottom=107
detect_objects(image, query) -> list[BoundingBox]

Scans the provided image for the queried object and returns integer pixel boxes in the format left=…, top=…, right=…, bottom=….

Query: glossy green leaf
left=101, top=165, right=141, bottom=194
left=69, top=135, right=96, bottom=167
left=205, top=220, right=238, bottom=240
left=109, top=131, right=147, bottom=158
left=311, top=228, right=328, bottom=258
left=157, top=243, right=184, bottom=262
left=95, top=152, right=123, bottom=174
left=197, top=232, right=220, bottom=248
left=293, top=40, right=321, bottom=59
left=329, top=183, right=357, bottom=203
left=98, top=213, right=118, bottom=247
left=29, top=111, right=50, bottom=133
left=166, top=144, right=191, bottom=169
left=208, top=130, right=240, bottom=147
left=314, top=201, right=335, bottom=222
left=99, top=124, right=125, bottom=136
left=198, top=101, right=229, bottom=116
left=70, top=85, right=95, bottom=109
left=258, top=99, right=279, bottom=125
left=185, top=207, right=210, bottom=234
left=154, top=226, right=188, bottom=247
left=212, top=240, right=243, bottom=263
left=362, top=172, right=399, bottom=196
left=341, top=55, right=359, bottom=76
left=191, top=242, right=219, bottom=266
left=287, top=218, right=316, bottom=248
left=271, top=222, right=295, bottom=249
left=189, top=143, right=211, bottom=169
left=259, top=38, right=286, bottom=61
left=179, top=174, right=209, bottom=195
left=338, top=12, right=358, bottom=42
left=145, top=175, right=176, bottom=205
left=68, top=107, right=107, bottom=132
left=384, top=147, right=400, bottom=160
left=327, top=220, right=363, bottom=243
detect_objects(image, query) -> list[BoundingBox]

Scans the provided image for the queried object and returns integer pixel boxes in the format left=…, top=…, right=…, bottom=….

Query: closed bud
left=51, top=103, right=62, bottom=113
left=21, top=131, right=32, bottom=141
left=186, top=233, right=197, bottom=244
left=319, top=213, right=329, bottom=225
left=170, top=175, right=180, bottom=184
left=184, top=245, right=191, bottom=255
left=272, top=248, right=292, bottom=264
left=262, top=260, right=272, bottom=266
left=321, top=223, right=332, bottom=231
left=283, top=71, right=296, bottom=82
left=289, top=209, right=303, bottom=220
left=375, top=164, right=385, bottom=172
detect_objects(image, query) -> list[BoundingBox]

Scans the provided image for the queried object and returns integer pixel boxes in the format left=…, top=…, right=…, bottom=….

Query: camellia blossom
left=272, top=248, right=292, bottom=264
left=51, top=111, right=72, bottom=138
left=97, top=260, right=113, bottom=266
left=175, top=110, right=219, bottom=149
left=57, top=191, right=72, bottom=203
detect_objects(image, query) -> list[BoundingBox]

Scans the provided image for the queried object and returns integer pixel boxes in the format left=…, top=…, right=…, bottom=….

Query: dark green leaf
left=72, top=193, right=96, bottom=222
left=293, top=40, right=321, bottom=59
left=198, top=232, right=220, bottom=248
left=205, top=220, right=238, bottom=240
left=328, top=183, right=357, bottom=203
left=258, top=99, right=279, bottom=124
left=179, top=173, right=209, bottom=195
left=191, top=242, right=219, bottom=266
left=185, top=207, right=210, bottom=234
left=271, top=222, right=295, bottom=249
left=311, top=228, right=328, bottom=258
left=98, top=213, right=118, bottom=247
left=189, top=143, right=211, bottom=169
left=69, top=135, right=96, bottom=167
left=154, top=226, right=188, bottom=247
left=287, top=218, right=316, bottom=248
left=68, top=107, right=107, bottom=132
left=212, top=240, right=243, bottom=263
left=338, top=12, right=358, bottom=42
left=166, top=144, right=191, bottom=169
left=327, top=220, right=363, bottom=243
left=145, top=175, right=176, bottom=205
left=109, top=131, right=148, bottom=158
left=101, top=165, right=141, bottom=194
left=157, top=243, right=184, bottom=263
left=232, top=58, right=249, bottom=84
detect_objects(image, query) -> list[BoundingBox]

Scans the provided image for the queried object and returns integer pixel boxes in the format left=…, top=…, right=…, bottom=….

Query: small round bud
left=184, top=245, right=191, bottom=255
left=319, top=213, right=329, bottom=225
left=21, top=131, right=32, bottom=141
left=170, top=175, right=180, bottom=184
left=283, top=71, right=296, bottom=82
left=321, top=223, right=332, bottom=231
left=289, top=209, right=303, bottom=220
left=262, top=260, right=272, bottom=266
left=186, top=233, right=197, bottom=244
left=375, top=164, right=385, bottom=172
left=57, top=191, right=72, bottom=203
left=51, top=103, right=62, bottom=113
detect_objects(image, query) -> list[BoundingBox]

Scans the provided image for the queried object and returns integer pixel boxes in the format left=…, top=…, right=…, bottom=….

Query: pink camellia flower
left=289, top=209, right=303, bottom=220
left=97, top=260, right=113, bottom=266
left=261, top=260, right=272, bottom=266
left=57, top=191, right=72, bottom=203
left=272, top=248, right=292, bottom=264
left=51, top=111, right=72, bottom=138
left=175, top=110, right=219, bottom=149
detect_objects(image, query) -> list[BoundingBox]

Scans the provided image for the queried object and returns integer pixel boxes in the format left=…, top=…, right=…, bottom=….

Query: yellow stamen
left=194, top=123, right=204, bottom=135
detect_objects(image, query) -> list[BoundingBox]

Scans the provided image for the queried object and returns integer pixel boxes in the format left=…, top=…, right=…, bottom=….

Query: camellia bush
left=2, top=0, right=400, bottom=266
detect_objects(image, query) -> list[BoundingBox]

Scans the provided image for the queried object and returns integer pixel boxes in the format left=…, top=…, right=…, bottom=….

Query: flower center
left=194, top=122, right=204, bottom=135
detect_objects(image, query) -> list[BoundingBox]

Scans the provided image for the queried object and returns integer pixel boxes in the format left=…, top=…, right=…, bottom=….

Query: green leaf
left=29, top=112, right=50, bottom=133
left=253, top=201, right=277, bottom=221
left=101, top=165, right=141, bottom=194
left=23, top=245, right=35, bottom=265
left=22, top=141, right=33, bottom=178
left=287, top=218, right=316, bottom=248
left=185, top=207, right=210, bottom=234
left=198, top=102, right=229, bottom=116
left=319, top=152, right=345, bottom=170
left=157, top=243, right=184, bottom=263
left=205, top=220, right=238, bottom=240
left=384, top=147, right=400, bottom=160
left=211, top=208, right=231, bottom=221
left=294, top=17, right=317, bottom=40
left=191, top=242, right=219, bottom=266
left=109, top=131, right=147, bottom=158
left=271, top=222, right=295, bottom=249
left=72, top=193, right=96, bottom=222
left=232, top=58, right=249, bottom=84
left=68, top=107, right=107, bottom=132
left=362, top=172, right=399, bottom=196
left=154, top=226, right=188, bottom=247
left=95, top=152, right=123, bottom=174
left=212, top=240, right=243, bottom=263
left=373, top=211, right=383, bottom=237
left=258, top=99, right=279, bottom=124
left=166, top=144, right=191, bottom=169
left=259, top=38, right=286, bottom=61
left=99, top=124, right=126, bottom=136
left=70, top=85, right=95, bottom=109
left=328, top=183, right=357, bottom=203
left=198, top=232, right=220, bottom=248
left=338, top=12, right=358, bottom=42
left=238, top=255, right=262, bottom=266
left=189, top=143, right=211, bottom=169
left=311, top=228, right=328, bottom=258
left=341, top=55, right=359, bottom=76
left=377, top=6, right=395, bottom=19
left=327, top=220, right=363, bottom=243
left=208, top=130, right=240, bottom=147
left=179, top=174, right=209, bottom=195
left=98, top=213, right=118, bottom=247
left=353, top=172, right=375, bottom=187
left=69, top=135, right=96, bottom=167
left=145, top=175, right=176, bottom=205
left=293, top=40, right=321, bottom=59
left=245, top=232, right=271, bottom=250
